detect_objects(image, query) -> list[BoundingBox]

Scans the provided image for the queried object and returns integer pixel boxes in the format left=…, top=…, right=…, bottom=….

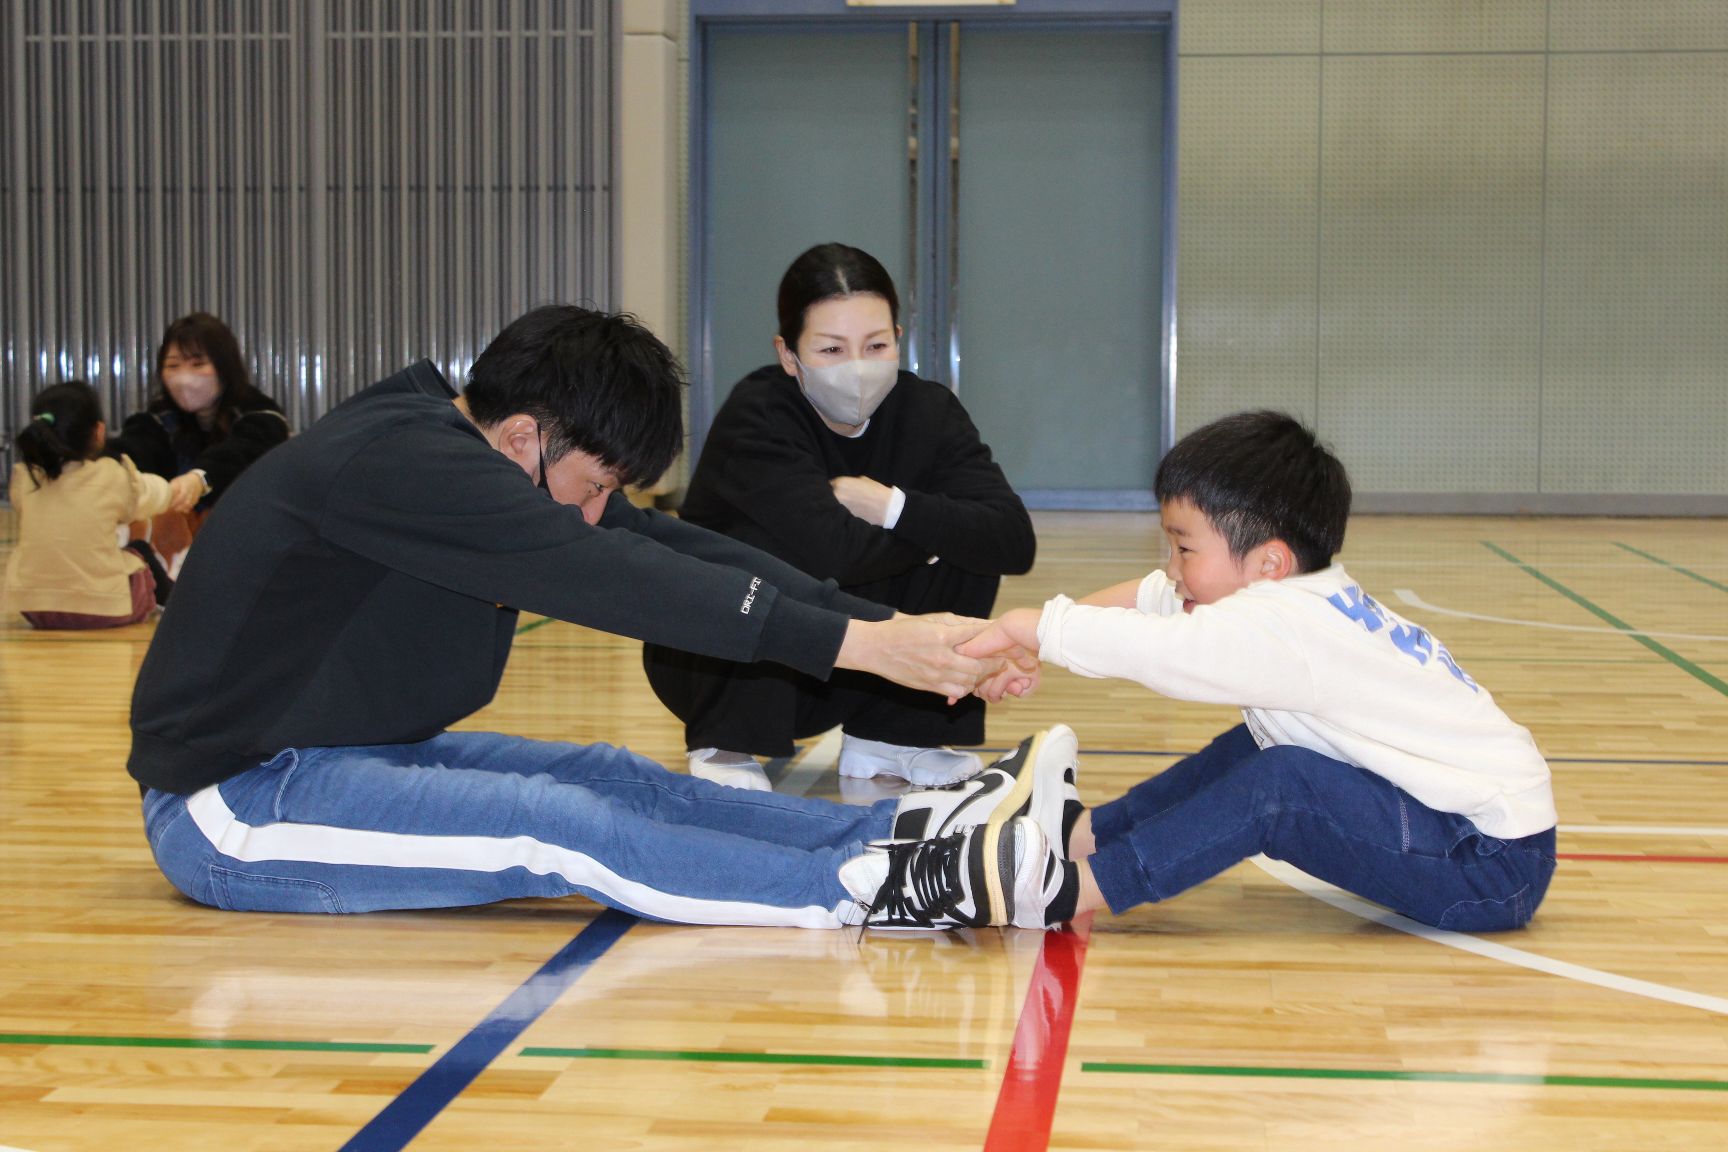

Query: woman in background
left=644, top=243, right=1036, bottom=791
left=108, top=312, right=289, bottom=570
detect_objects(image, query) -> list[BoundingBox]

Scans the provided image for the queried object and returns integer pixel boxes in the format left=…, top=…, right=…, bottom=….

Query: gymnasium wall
left=0, top=0, right=617, bottom=452
left=1175, top=0, right=1728, bottom=511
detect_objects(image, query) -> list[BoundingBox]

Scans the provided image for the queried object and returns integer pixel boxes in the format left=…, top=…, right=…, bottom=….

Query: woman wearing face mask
left=644, top=243, right=1036, bottom=791
left=107, top=312, right=290, bottom=573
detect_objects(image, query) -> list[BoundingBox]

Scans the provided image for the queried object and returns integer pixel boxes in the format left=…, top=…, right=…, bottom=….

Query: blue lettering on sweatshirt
left=1327, top=584, right=1478, bottom=692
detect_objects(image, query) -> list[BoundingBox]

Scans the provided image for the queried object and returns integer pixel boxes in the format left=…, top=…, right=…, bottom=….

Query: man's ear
left=496, top=414, right=541, bottom=472
left=1258, top=539, right=1298, bottom=582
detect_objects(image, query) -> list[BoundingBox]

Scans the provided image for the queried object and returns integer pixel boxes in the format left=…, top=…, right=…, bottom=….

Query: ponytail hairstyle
left=16, top=381, right=104, bottom=486
left=149, top=312, right=264, bottom=450
left=775, top=243, right=900, bottom=350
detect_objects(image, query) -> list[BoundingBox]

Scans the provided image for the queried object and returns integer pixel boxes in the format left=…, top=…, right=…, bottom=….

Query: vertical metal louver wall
left=2, top=0, right=614, bottom=472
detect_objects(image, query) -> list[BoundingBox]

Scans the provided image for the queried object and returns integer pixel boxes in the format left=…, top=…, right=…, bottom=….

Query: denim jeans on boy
left=142, top=731, right=895, bottom=928
left=1088, top=724, right=1557, bottom=931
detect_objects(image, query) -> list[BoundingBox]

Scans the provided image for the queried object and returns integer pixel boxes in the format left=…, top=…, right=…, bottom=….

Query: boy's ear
left=1258, top=539, right=1297, bottom=582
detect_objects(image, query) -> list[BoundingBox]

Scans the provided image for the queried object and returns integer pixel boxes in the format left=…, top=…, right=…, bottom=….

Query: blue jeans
left=1088, top=725, right=1557, bottom=931
left=142, top=731, right=895, bottom=928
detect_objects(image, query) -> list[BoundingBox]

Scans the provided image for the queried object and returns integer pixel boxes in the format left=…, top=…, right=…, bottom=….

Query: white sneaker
left=686, top=748, right=771, bottom=792
left=838, top=735, right=983, bottom=786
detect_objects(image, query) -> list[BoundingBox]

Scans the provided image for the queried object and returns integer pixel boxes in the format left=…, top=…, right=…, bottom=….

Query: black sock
left=1061, top=798, right=1084, bottom=856
left=1045, top=861, right=1079, bottom=926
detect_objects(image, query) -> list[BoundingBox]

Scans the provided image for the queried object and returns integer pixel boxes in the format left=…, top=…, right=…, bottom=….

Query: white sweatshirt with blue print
left=1035, top=565, right=1556, bottom=839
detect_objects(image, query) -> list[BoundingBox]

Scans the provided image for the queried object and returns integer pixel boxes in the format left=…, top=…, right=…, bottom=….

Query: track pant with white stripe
left=141, top=731, right=893, bottom=928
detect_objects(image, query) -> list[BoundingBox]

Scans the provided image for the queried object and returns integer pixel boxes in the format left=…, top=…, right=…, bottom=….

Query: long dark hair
left=149, top=312, right=265, bottom=448
left=15, top=381, right=104, bottom=486
left=776, top=243, right=900, bottom=349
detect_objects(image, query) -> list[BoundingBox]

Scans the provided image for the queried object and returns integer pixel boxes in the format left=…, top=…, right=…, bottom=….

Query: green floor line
left=518, top=1046, right=985, bottom=1070
left=514, top=616, right=558, bottom=635
left=1483, top=541, right=1728, bottom=699
left=0, top=1032, right=432, bottom=1054
left=1613, top=542, right=1728, bottom=596
left=1081, top=1061, right=1728, bottom=1092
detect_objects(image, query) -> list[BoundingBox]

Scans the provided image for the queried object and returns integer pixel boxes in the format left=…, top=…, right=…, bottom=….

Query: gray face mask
left=794, top=356, right=900, bottom=427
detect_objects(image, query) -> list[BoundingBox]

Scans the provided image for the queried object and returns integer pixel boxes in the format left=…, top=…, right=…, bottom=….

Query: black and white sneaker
left=890, top=763, right=1019, bottom=841
left=892, top=725, right=1081, bottom=859
left=840, top=816, right=1053, bottom=929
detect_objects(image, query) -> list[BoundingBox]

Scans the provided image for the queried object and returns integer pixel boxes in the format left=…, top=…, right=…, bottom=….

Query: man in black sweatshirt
left=128, top=305, right=1062, bottom=930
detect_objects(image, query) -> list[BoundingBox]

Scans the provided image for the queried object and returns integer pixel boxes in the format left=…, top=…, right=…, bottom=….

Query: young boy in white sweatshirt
left=960, top=410, right=1558, bottom=930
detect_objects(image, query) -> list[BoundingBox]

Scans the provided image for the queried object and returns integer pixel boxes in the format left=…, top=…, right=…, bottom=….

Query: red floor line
left=1559, top=853, right=1728, bottom=864
left=983, top=914, right=1094, bottom=1152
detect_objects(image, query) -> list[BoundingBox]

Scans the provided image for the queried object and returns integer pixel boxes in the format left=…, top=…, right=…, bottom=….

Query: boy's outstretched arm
left=1079, top=578, right=1144, bottom=609
left=957, top=607, right=1041, bottom=658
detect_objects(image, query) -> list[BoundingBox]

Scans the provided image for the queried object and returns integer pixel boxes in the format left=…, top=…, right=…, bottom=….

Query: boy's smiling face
left=1160, top=496, right=1284, bottom=612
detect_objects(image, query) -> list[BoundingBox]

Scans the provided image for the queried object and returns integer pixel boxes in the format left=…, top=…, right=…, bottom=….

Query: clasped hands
left=837, top=607, right=1046, bottom=705
left=166, top=471, right=206, bottom=513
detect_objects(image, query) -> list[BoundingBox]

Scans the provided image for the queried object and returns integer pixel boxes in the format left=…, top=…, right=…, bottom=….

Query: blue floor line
left=339, top=908, right=636, bottom=1152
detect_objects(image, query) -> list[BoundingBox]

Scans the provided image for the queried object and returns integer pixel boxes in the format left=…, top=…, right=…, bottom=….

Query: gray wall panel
left=1178, top=3, right=1728, bottom=507
left=1179, top=0, right=1319, bottom=56
left=1542, top=52, right=1728, bottom=494
left=1319, top=55, right=1545, bottom=493
left=1323, top=0, right=1547, bottom=54
left=1551, top=0, right=1728, bottom=51
left=1176, top=55, right=1319, bottom=434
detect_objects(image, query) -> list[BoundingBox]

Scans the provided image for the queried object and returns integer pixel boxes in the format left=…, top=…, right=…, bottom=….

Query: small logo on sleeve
left=740, top=576, right=762, bottom=614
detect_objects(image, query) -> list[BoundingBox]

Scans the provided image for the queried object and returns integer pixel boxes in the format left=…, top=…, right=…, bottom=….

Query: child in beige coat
left=5, top=382, right=185, bottom=628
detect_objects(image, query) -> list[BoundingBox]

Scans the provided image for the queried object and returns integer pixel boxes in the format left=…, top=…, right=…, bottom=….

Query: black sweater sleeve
left=197, top=403, right=291, bottom=498
left=698, top=388, right=931, bottom=584
left=599, top=495, right=894, bottom=622
left=889, top=390, right=1036, bottom=577
left=321, top=422, right=861, bottom=679
left=107, top=412, right=176, bottom=479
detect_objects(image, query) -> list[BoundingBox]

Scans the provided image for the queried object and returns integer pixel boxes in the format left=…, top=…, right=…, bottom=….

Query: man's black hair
left=465, top=305, right=685, bottom=489
left=1154, top=410, right=1351, bottom=573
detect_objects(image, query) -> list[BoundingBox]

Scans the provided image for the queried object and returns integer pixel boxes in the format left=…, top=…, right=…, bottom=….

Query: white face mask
left=795, top=357, right=899, bottom=427
left=164, top=369, right=220, bottom=417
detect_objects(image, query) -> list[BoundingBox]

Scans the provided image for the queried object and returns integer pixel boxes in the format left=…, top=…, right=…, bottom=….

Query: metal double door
left=696, top=12, right=1173, bottom=508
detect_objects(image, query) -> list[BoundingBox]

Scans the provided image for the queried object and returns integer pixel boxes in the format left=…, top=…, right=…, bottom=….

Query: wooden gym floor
left=1, top=510, right=1725, bottom=1150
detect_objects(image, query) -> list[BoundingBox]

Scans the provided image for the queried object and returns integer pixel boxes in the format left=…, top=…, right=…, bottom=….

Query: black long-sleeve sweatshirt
left=678, top=366, right=1036, bottom=595
left=127, top=361, right=890, bottom=794
left=107, top=391, right=290, bottom=503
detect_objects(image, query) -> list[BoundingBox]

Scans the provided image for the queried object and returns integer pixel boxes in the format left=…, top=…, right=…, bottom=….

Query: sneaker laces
left=865, top=833, right=965, bottom=929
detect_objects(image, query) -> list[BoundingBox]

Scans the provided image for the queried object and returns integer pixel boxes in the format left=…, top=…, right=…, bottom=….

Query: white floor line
left=1251, top=856, right=1728, bottom=1017
left=775, top=729, right=843, bottom=798
left=1558, top=823, right=1728, bottom=838
left=1394, top=588, right=1728, bottom=642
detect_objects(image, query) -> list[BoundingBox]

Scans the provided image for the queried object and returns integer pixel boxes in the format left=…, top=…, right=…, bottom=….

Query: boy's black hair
left=16, top=381, right=103, bottom=486
left=776, top=243, right=899, bottom=349
left=464, top=305, right=685, bottom=489
left=1154, top=410, right=1351, bottom=573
